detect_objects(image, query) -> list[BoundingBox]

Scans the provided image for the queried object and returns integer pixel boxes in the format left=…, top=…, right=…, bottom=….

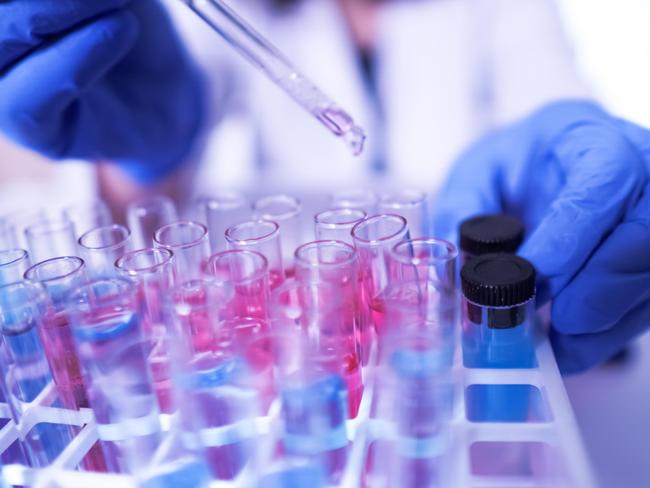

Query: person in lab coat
left=0, top=0, right=648, bottom=373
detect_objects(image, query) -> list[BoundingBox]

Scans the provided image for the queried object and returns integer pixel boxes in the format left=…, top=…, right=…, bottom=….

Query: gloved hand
left=0, top=0, right=205, bottom=183
left=434, top=100, right=650, bottom=374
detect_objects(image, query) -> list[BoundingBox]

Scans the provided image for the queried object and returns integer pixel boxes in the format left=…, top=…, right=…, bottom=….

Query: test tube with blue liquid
left=67, top=277, right=162, bottom=474
left=0, top=282, right=72, bottom=467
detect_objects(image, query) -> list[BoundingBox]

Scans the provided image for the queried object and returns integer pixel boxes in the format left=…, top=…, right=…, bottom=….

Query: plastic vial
left=460, top=254, right=536, bottom=368
left=459, top=214, right=524, bottom=264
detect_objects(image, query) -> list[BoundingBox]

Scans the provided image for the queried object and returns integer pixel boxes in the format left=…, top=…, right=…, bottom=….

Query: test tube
left=154, top=221, right=209, bottom=281
left=116, top=248, right=176, bottom=413
left=67, top=277, right=162, bottom=474
left=78, top=225, right=132, bottom=278
left=63, top=200, right=113, bottom=239
left=314, top=208, right=367, bottom=245
left=205, top=250, right=270, bottom=323
left=0, top=219, right=17, bottom=252
left=460, top=254, right=536, bottom=368
left=226, top=220, right=285, bottom=289
left=378, top=190, right=429, bottom=238
left=351, top=215, right=409, bottom=357
left=330, top=189, right=379, bottom=215
left=23, top=257, right=89, bottom=411
left=24, top=217, right=79, bottom=263
left=127, top=196, right=178, bottom=250
left=0, top=282, right=72, bottom=467
left=194, top=192, right=250, bottom=253
left=368, top=331, right=453, bottom=488
left=294, top=241, right=362, bottom=416
left=0, top=210, right=46, bottom=252
left=0, top=249, right=31, bottom=286
left=253, top=195, right=302, bottom=274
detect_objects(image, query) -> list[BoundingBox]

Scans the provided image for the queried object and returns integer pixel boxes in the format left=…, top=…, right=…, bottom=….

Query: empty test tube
left=0, top=282, right=72, bottom=467
left=314, top=208, right=367, bottom=245
left=127, top=196, right=178, bottom=250
left=0, top=210, right=46, bottom=252
left=194, top=192, right=250, bottom=253
left=253, top=195, right=303, bottom=273
left=0, top=249, right=31, bottom=285
left=330, top=189, right=379, bottom=215
left=378, top=190, right=429, bottom=238
left=24, top=217, right=78, bottom=263
left=78, top=225, right=132, bottom=278
left=154, top=221, right=210, bottom=281
left=67, top=277, right=162, bottom=474
left=116, top=248, right=177, bottom=413
left=226, top=220, right=285, bottom=289
left=63, top=200, right=113, bottom=239
left=177, top=0, right=366, bottom=156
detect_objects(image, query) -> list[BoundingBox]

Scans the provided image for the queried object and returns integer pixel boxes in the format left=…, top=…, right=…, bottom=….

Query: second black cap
left=461, top=254, right=536, bottom=307
left=459, top=214, right=524, bottom=256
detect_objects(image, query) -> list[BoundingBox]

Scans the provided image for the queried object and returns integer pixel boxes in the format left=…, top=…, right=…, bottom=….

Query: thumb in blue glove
left=0, top=0, right=206, bottom=183
left=434, top=100, right=650, bottom=373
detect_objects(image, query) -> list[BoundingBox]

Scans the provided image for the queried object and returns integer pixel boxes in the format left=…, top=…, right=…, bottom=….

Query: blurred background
left=0, top=1, right=648, bottom=486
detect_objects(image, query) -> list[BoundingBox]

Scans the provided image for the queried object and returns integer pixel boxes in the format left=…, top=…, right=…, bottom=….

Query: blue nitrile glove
left=434, top=100, right=650, bottom=374
left=0, top=0, right=205, bottom=183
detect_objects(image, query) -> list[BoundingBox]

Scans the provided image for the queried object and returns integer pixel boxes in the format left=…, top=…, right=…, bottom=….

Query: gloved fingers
left=0, top=11, right=139, bottom=158
left=550, top=299, right=650, bottom=375
left=519, top=121, right=646, bottom=299
left=552, top=181, right=650, bottom=334
left=0, top=0, right=132, bottom=72
left=433, top=134, right=507, bottom=243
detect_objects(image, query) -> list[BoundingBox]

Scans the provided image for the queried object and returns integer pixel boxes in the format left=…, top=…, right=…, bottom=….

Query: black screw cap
left=459, top=214, right=524, bottom=256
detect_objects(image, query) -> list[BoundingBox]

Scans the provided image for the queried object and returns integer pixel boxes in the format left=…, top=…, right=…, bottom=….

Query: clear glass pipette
left=177, top=0, right=367, bottom=156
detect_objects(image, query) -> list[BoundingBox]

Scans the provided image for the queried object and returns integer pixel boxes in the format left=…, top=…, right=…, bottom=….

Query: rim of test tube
left=379, top=189, right=427, bottom=209
left=314, top=208, right=367, bottom=229
left=24, top=215, right=74, bottom=238
left=391, top=238, right=458, bottom=265
left=205, top=249, right=269, bottom=284
left=78, top=224, right=131, bottom=251
left=0, top=249, right=28, bottom=267
left=153, top=221, right=208, bottom=250
left=225, top=220, right=280, bottom=245
left=294, top=240, right=357, bottom=268
left=330, top=188, right=379, bottom=209
left=253, top=194, right=302, bottom=221
left=196, top=191, right=248, bottom=211
left=24, top=256, right=85, bottom=283
left=127, top=195, right=177, bottom=217
left=351, top=214, right=408, bottom=245
left=116, top=248, right=174, bottom=274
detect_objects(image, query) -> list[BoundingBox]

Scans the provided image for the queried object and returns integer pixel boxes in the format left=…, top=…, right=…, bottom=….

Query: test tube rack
left=0, top=324, right=595, bottom=488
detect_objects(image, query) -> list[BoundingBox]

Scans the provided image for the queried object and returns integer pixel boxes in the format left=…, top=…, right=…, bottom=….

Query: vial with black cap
left=459, top=214, right=524, bottom=264
left=461, top=254, right=536, bottom=368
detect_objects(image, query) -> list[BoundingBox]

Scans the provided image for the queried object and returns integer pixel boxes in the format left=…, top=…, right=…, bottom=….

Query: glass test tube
left=253, top=195, right=302, bottom=274
left=0, top=250, right=31, bottom=286
left=330, top=189, right=379, bottom=215
left=116, top=248, right=176, bottom=413
left=127, top=196, right=178, bottom=250
left=194, top=192, right=250, bottom=253
left=206, top=250, right=270, bottom=324
left=294, top=241, right=363, bottom=417
left=154, top=221, right=209, bottom=281
left=378, top=190, right=429, bottom=238
left=314, top=208, right=367, bottom=245
left=0, top=219, right=17, bottom=252
left=78, top=225, right=132, bottom=278
left=63, top=200, right=113, bottom=239
left=367, top=332, right=453, bottom=488
left=169, top=288, right=264, bottom=481
left=67, top=277, right=162, bottom=474
left=351, top=215, right=409, bottom=357
left=0, top=210, right=47, bottom=252
left=0, top=282, right=72, bottom=467
left=24, top=257, right=89, bottom=411
left=226, top=220, right=285, bottom=289
left=25, top=217, right=78, bottom=264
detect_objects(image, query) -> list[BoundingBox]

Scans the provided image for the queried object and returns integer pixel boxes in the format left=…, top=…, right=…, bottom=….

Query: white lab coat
left=168, top=0, right=588, bottom=197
